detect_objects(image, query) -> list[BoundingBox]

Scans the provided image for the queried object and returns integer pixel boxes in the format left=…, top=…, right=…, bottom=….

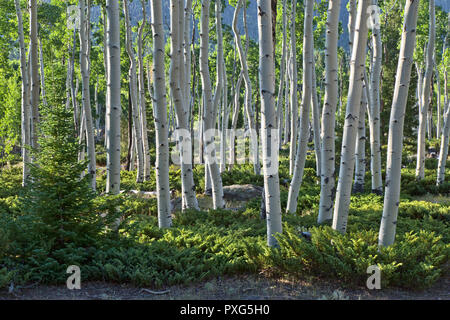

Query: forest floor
left=1, top=272, right=449, bottom=300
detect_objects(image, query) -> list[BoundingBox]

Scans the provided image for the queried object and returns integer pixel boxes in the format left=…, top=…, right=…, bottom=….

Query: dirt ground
left=1, top=272, right=448, bottom=300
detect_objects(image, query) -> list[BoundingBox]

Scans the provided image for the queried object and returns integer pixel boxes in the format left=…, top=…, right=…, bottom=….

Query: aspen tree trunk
left=311, top=60, right=321, bottom=178
left=79, top=0, right=96, bottom=190
left=184, top=0, right=193, bottom=120
left=276, top=0, right=287, bottom=151
left=257, top=0, right=282, bottom=247
left=283, top=54, right=290, bottom=145
left=416, top=0, right=435, bottom=180
left=318, top=0, right=340, bottom=224
left=289, top=0, right=298, bottom=176
left=124, top=0, right=144, bottom=183
left=170, top=0, right=198, bottom=210
left=15, top=0, right=31, bottom=186
left=379, top=0, right=420, bottom=247
left=105, top=0, right=121, bottom=195
left=368, top=1, right=383, bottom=194
left=137, top=0, right=151, bottom=181
left=332, top=0, right=370, bottom=233
left=353, top=80, right=367, bottom=193
left=151, top=0, right=171, bottom=227
left=102, top=5, right=108, bottom=146
left=38, top=37, right=48, bottom=107
left=69, top=29, right=78, bottom=133
left=286, top=0, right=314, bottom=214
left=437, top=102, right=450, bottom=185
left=232, top=0, right=260, bottom=175
left=29, top=0, right=39, bottom=151
left=200, top=0, right=224, bottom=209
left=436, top=63, right=441, bottom=138
left=218, top=1, right=228, bottom=173
left=229, top=72, right=243, bottom=170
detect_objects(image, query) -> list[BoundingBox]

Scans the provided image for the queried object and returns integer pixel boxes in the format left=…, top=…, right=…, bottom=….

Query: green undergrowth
left=0, top=149, right=449, bottom=290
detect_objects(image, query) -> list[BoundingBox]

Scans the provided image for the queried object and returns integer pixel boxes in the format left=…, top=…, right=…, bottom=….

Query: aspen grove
left=0, top=0, right=449, bottom=295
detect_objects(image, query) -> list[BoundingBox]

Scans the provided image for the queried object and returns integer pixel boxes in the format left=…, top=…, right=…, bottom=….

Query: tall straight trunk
left=318, top=0, right=341, bottom=224
left=332, top=0, right=370, bottom=233
left=257, top=0, right=282, bottom=247
left=232, top=0, right=260, bottom=175
left=79, top=0, right=96, bottom=190
left=151, top=0, right=171, bottom=227
left=436, top=63, right=441, bottom=138
left=276, top=0, right=287, bottom=151
left=137, top=0, right=151, bottom=181
left=416, top=0, right=435, bottom=180
left=286, top=0, right=313, bottom=214
left=124, top=0, right=144, bottom=183
left=379, top=0, right=420, bottom=247
left=289, top=0, right=298, bottom=176
left=69, top=29, right=78, bottom=133
left=105, top=0, right=121, bottom=195
left=38, top=37, right=48, bottom=107
left=29, top=0, right=39, bottom=151
left=219, top=2, right=228, bottom=173
left=229, top=72, right=243, bottom=170
left=311, top=60, right=321, bottom=177
left=283, top=54, right=291, bottom=145
left=368, top=1, right=383, bottom=194
left=170, top=0, right=198, bottom=210
left=15, top=0, right=31, bottom=185
left=200, top=0, right=224, bottom=209
left=437, top=102, right=450, bottom=185
left=102, top=5, right=108, bottom=147
left=353, top=78, right=368, bottom=193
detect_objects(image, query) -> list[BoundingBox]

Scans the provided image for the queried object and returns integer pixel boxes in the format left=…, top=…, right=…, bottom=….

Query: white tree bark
left=379, top=0, right=420, bottom=247
left=289, top=0, right=298, bottom=176
left=232, top=0, right=260, bottom=175
left=200, top=0, right=224, bottom=209
left=368, top=1, right=383, bottom=194
left=138, top=0, right=151, bottom=181
left=170, top=0, right=198, bottom=210
left=151, top=0, right=171, bottom=228
left=105, top=0, right=121, bottom=195
left=437, top=101, right=450, bottom=185
left=286, top=0, right=313, bottom=214
left=318, top=0, right=340, bottom=224
left=124, top=0, right=144, bottom=183
left=416, top=0, right=435, bottom=180
left=38, top=37, right=48, bottom=107
left=29, top=0, right=40, bottom=151
left=79, top=0, right=96, bottom=190
left=311, top=59, right=321, bottom=177
left=257, top=0, right=282, bottom=247
left=332, top=0, right=370, bottom=233
left=353, top=78, right=368, bottom=193
left=276, top=0, right=287, bottom=151
left=15, top=0, right=31, bottom=186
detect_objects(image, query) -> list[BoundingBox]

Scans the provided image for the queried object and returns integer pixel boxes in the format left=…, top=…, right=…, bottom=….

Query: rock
left=222, top=184, right=264, bottom=201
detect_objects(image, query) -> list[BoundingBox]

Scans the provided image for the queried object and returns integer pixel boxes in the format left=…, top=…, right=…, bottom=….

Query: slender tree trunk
left=15, top=0, right=31, bottom=186
left=105, top=0, right=121, bottom=195
left=368, top=0, right=383, bottom=194
left=137, top=0, right=151, bottom=181
left=353, top=79, right=367, bottom=193
left=151, top=0, right=171, bottom=227
left=416, top=0, right=435, bottom=180
left=318, top=0, right=340, bottom=224
left=124, top=0, right=144, bottom=183
left=437, top=101, right=450, bottom=185
left=289, top=0, right=298, bottom=176
left=170, top=0, right=198, bottom=210
left=332, top=0, right=370, bottom=233
left=311, top=59, right=321, bottom=178
left=257, top=0, right=282, bottom=247
left=232, top=0, right=260, bottom=175
left=286, top=0, right=314, bottom=214
left=436, top=62, right=441, bottom=138
left=200, top=0, right=224, bottom=209
left=276, top=0, right=287, bottom=151
left=379, top=0, right=420, bottom=247
left=79, top=0, right=96, bottom=190
left=29, top=0, right=40, bottom=151
left=38, top=37, right=48, bottom=107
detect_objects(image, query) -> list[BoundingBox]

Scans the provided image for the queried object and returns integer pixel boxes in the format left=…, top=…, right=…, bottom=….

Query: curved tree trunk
left=288, top=0, right=298, bottom=176
left=286, top=0, right=313, bottom=214
left=379, top=0, right=420, bottom=247
left=416, top=0, right=435, bottom=180
left=79, top=0, right=96, bottom=190
left=332, top=0, right=370, bottom=233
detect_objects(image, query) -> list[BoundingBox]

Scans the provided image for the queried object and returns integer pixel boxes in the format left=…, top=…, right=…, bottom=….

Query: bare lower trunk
left=379, top=0, right=419, bottom=247
left=289, top=0, right=298, bottom=176
left=437, top=102, right=450, bottom=185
